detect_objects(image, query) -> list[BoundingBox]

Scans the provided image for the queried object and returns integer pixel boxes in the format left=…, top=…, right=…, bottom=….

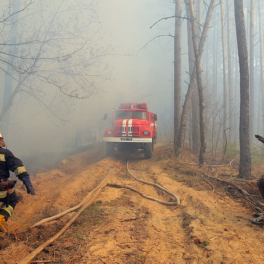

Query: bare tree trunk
left=227, top=0, right=233, bottom=142
left=234, top=47, right=239, bottom=142
left=187, top=5, right=194, bottom=152
left=175, top=0, right=215, bottom=156
left=212, top=16, right=217, bottom=155
left=174, top=0, right=182, bottom=146
left=258, top=0, right=263, bottom=134
left=2, top=0, right=21, bottom=135
left=220, top=0, right=228, bottom=146
left=247, top=0, right=250, bottom=52
left=213, top=16, right=217, bottom=103
left=191, top=0, right=200, bottom=154
left=249, top=0, right=254, bottom=143
left=188, top=0, right=206, bottom=166
left=234, top=0, right=251, bottom=178
left=258, top=0, right=264, bottom=133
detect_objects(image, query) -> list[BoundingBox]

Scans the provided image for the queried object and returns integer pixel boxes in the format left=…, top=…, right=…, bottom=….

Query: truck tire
left=106, top=142, right=115, bottom=156
left=144, top=143, right=152, bottom=159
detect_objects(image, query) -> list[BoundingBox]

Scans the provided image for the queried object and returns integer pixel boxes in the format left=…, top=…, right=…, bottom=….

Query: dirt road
left=0, top=145, right=264, bottom=263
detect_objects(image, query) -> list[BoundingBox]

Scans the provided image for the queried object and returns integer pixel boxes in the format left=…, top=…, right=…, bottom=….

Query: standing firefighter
left=250, top=135, right=264, bottom=224
left=0, top=132, right=35, bottom=232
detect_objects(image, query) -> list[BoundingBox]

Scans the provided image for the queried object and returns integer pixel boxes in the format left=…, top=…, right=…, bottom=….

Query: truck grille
left=116, top=126, right=126, bottom=132
left=116, top=126, right=139, bottom=135
left=129, top=126, right=139, bottom=132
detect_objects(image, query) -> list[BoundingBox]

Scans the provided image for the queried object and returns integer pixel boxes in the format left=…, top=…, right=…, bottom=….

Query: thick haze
left=0, top=0, right=189, bottom=158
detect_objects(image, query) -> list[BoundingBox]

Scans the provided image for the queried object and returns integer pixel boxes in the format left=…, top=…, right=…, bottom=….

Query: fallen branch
left=201, top=174, right=214, bottom=193
left=180, top=162, right=227, bottom=167
left=203, top=174, right=259, bottom=207
left=30, top=261, right=55, bottom=263
left=65, top=256, right=79, bottom=264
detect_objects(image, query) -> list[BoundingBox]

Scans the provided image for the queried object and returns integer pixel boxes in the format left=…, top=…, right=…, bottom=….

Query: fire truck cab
left=103, top=103, right=157, bottom=159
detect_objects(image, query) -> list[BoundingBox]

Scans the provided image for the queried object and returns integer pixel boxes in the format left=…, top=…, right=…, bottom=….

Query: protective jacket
left=0, top=147, right=29, bottom=180
left=0, top=147, right=28, bottom=220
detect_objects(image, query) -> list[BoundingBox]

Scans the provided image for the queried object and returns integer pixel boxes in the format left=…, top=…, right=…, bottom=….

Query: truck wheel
left=144, top=143, right=152, bottom=159
left=106, top=142, right=115, bottom=156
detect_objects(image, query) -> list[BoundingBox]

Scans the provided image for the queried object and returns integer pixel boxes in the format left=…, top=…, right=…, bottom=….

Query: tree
left=0, top=0, right=111, bottom=126
left=227, top=0, right=233, bottom=142
left=174, top=0, right=182, bottom=144
left=191, top=0, right=201, bottom=154
left=234, top=0, right=251, bottom=178
left=220, top=0, right=228, bottom=146
left=258, top=0, right=264, bottom=134
left=187, top=0, right=206, bottom=166
left=249, top=0, right=255, bottom=143
left=175, top=0, right=215, bottom=156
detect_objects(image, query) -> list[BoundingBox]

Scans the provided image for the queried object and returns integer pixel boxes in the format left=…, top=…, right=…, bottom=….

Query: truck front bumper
left=103, top=137, right=152, bottom=143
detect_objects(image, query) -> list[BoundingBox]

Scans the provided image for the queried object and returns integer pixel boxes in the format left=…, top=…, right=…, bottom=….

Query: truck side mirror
left=154, top=114, right=157, bottom=121
left=103, top=114, right=108, bottom=120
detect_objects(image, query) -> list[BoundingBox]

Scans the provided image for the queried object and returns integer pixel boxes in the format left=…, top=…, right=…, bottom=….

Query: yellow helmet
left=0, top=132, right=3, bottom=138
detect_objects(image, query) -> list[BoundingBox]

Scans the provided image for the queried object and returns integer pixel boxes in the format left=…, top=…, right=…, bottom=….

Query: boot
left=0, top=215, right=6, bottom=232
left=250, top=213, right=264, bottom=225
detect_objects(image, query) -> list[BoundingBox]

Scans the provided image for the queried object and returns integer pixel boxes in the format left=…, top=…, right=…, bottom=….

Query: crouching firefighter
left=0, top=132, right=35, bottom=232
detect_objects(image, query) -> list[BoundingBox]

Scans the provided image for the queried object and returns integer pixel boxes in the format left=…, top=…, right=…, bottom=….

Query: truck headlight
left=143, top=130, right=149, bottom=135
left=107, top=130, right=112, bottom=135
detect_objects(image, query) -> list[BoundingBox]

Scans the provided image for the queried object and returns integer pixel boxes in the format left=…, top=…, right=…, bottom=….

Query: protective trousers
left=0, top=189, right=18, bottom=220
left=258, top=175, right=264, bottom=199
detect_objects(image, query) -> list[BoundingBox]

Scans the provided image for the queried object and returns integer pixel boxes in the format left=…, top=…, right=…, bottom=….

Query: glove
left=0, top=215, right=6, bottom=232
left=21, top=176, right=35, bottom=195
left=255, top=135, right=264, bottom=144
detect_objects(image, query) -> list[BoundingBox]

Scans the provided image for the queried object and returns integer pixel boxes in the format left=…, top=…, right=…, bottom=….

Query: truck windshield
left=115, top=111, right=130, bottom=120
left=115, top=111, right=148, bottom=120
left=131, top=111, right=148, bottom=120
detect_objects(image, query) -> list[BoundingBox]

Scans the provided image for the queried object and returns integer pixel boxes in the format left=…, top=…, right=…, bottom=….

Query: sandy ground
left=0, top=145, right=264, bottom=263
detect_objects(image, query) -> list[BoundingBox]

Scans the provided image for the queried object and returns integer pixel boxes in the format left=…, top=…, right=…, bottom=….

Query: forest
left=169, top=0, right=262, bottom=179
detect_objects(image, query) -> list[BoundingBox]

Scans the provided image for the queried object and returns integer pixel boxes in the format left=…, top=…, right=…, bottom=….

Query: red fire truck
left=103, top=103, right=157, bottom=159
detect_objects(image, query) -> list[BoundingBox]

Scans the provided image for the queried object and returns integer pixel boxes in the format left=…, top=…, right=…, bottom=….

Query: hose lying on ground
left=111, top=155, right=180, bottom=205
left=33, top=155, right=180, bottom=228
left=18, top=170, right=113, bottom=264
left=20, top=154, right=180, bottom=263
left=32, top=170, right=112, bottom=227
left=32, top=172, right=110, bottom=227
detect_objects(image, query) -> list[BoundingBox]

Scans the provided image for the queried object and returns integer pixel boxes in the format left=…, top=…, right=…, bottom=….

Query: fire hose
left=18, top=155, right=180, bottom=264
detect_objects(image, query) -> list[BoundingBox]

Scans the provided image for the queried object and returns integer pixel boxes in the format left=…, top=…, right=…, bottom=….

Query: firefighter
left=250, top=135, right=264, bottom=224
left=0, top=132, right=35, bottom=232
